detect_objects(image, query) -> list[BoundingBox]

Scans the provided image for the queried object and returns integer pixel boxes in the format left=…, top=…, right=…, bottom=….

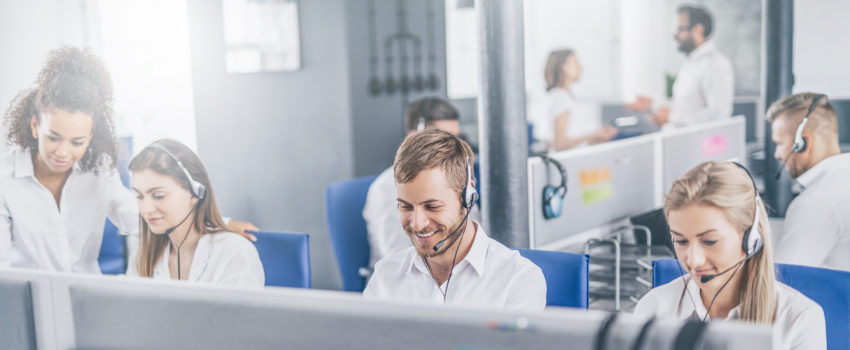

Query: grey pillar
left=763, top=0, right=794, bottom=217
left=477, top=0, right=529, bottom=248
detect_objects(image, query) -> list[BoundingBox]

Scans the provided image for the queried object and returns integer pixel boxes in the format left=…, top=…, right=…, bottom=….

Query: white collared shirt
left=126, top=232, right=264, bottom=287
left=533, top=88, right=601, bottom=148
left=634, top=277, right=826, bottom=350
left=776, top=153, right=850, bottom=271
left=363, top=166, right=480, bottom=268
left=363, top=222, right=547, bottom=311
left=0, top=148, right=139, bottom=273
left=668, top=41, right=734, bottom=128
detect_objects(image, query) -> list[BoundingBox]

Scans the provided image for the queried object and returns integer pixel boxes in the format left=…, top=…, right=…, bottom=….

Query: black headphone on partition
left=147, top=143, right=207, bottom=200
left=538, top=155, right=568, bottom=219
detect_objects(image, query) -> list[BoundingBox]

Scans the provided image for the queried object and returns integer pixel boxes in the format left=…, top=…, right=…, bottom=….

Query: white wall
left=793, top=0, right=850, bottom=98
left=0, top=0, right=90, bottom=154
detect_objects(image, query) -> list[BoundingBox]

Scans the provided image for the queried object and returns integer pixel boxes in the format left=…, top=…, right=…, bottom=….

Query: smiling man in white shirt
left=363, top=129, right=546, bottom=311
left=363, top=97, right=464, bottom=268
left=767, top=92, right=850, bottom=271
left=631, top=5, right=734, bottom=128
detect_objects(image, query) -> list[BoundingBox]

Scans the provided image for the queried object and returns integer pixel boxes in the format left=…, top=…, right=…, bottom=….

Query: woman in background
left=536, top=49, right=617, bottom=152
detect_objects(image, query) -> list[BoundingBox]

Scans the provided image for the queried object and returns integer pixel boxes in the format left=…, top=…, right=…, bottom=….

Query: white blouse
left=0, top=148, right=138, bottom=273
left=634, top=276, right=826, bottom=350
left=126, top=232, right=264, bottom=288
left=533, top=88, right=601, bottom=148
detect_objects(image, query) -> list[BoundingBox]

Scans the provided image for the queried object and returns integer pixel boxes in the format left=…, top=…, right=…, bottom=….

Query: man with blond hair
left=363, top=129, right=546, bottom=310
left=767, top=92, right=850, bottom=271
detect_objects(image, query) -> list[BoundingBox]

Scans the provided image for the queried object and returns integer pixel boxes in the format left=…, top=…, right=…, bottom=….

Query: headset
left=538, top=155, right=568, bottom=219
left=791, top=94, right=828, bottom=154
left=775, top=94, right=829, bottom=180
left=732, top=162, right=764, bottom=259
left=147, top=143, right=207, bottom=200
left=671, top=161, right=764, bottom=322
left=460, top=157, right=478, bottom=210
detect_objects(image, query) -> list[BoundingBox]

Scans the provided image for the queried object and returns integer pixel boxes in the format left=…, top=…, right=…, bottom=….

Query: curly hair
left=3, top=47, right=117, bottom=173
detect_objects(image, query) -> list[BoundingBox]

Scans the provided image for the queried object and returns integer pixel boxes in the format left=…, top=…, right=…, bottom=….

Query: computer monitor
left=0, top=278, right=37, bottom=349
left=662, top=117, right=747, bottom=194
left=66, top=275, right=772, bottom=349
left=733, top=99, right=759, bottom=143
left=529, top=136, right=657, bottom=248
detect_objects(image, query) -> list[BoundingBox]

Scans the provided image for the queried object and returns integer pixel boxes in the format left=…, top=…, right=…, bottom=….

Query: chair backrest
left=518, top=249, right=589, bottom=309
left=652, top=258, right=850, bottom=350
left=98, top=136, right=133, bottom=275
left=325, top=175, right=377, bottom=292
left=252, top=231, right=310, bottom=288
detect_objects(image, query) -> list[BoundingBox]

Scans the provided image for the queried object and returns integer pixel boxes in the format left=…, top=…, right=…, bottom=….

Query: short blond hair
left=766, top=92, right=838, bottom=141
left=393, top=129, right=475, bottom=195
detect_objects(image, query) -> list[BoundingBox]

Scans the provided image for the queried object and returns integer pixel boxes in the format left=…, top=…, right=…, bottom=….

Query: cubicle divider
left=529, top=117, right=746, bottom=249
left=0, top=268, right=772, bottom=350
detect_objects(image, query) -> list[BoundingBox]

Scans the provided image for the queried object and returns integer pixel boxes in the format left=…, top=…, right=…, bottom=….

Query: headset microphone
left=162, top=206, right=196, bottom=235
left=432, top=206, right=472, bottom=251
left=432, top=157, right=478, bottom=252
left=699, top=255, right=751, bottom=283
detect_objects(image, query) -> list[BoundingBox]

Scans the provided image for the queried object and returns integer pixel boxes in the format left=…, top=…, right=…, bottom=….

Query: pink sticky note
left=701, top=134, right=728, bottom=157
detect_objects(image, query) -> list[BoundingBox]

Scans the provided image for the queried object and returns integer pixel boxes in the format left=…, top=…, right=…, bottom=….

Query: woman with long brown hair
left=534, top=49, right=617, bottom=152
left=126, top=139, right=263, bottom=286
left=635, top=161, right=825, bottom=349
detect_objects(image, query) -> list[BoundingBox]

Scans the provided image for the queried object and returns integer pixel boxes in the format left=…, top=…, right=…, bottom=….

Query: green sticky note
left=582, top=184, right=613, bottom=205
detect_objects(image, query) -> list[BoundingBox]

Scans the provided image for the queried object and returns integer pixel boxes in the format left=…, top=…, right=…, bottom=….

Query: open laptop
left=601, top=104, right=659, bottom=139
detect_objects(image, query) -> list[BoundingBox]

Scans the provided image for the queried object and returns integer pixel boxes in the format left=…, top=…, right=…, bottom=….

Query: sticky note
left=582, top=184, right=613, bottom=205
left=701, top=134, right=728, bottom=157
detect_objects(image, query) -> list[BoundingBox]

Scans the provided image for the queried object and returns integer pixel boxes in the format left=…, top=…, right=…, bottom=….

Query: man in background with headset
left=767, top=92, right=850, bottom=271
left=363, top=129, right=546, bottom=310
left=363, top=97, right=477, bottom=268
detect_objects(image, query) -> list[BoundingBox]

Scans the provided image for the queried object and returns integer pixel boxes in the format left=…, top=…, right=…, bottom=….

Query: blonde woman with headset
left=634, top=161, right=825, bottom=349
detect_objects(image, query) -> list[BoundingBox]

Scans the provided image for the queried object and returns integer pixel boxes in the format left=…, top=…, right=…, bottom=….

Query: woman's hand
left=228, top=220, right=259, bottom=242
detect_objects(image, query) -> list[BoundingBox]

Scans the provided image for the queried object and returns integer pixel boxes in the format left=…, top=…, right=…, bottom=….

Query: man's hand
left=648, top=106, right=670, bottom=126
left=626, top=95, right=653, bottom=112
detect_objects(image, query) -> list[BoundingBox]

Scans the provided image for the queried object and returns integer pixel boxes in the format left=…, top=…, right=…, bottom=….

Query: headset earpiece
left=539, top=155, right=568, bottom=219
left=461, top=157, right=477, bottom=210
left=792, top=94, right=828, bottom=153
left=147, top=143, right=206, bottom=200
left=731, top=162, right=763, bottom=258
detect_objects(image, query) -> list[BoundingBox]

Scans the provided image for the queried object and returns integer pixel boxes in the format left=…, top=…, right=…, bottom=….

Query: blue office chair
left=652, top=258, right=850, bottom=350
left=99, top=136, right=133, bottom=275
left=326, top=175, right=377, bottom=292
left=252, top=231, right=310, bottom=288
left=518, top=249, right=590, bottom=309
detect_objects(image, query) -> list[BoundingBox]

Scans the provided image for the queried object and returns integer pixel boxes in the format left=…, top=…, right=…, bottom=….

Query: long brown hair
left=544, top=49, right=575, bottom=92
left=664, top=161, right=778, bottom=324
left=129, top=139, right=228, bottom=277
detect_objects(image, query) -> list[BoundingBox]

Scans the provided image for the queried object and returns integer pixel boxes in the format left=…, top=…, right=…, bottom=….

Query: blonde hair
left=544, top=49, right=575, bottom=91
left=766, top=92, right=838, bottom=141
left=664, top=161, right=778, bottom=324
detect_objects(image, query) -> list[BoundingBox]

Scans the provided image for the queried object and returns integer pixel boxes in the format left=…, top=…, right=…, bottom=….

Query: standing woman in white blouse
left=634, top=161, right=825, bottom=349
left=536, top=49, right=617, bottom=152
left=126, top=139, right=264, bottom=287
left=0, top=47, right=257, bottom=274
